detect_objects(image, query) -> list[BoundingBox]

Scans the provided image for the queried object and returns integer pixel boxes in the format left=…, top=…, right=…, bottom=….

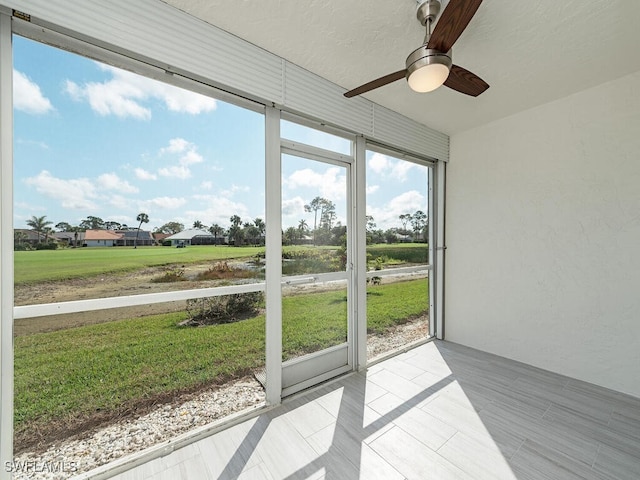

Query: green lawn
left=14, top=243, right=427, bottom=285
left=367, top=243, right=428, bottom=264
left=14, top=246, right=265, bottom=285
left=14, top=278, right=428, bottom=439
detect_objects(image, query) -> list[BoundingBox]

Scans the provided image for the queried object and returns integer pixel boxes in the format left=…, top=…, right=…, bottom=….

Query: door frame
left=278, top=135, right=356, bottom=397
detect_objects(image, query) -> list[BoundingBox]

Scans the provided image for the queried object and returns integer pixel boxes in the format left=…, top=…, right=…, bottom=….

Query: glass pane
left=13, top=35, right=266, bottom=307
left=12, top=34, right=266, bottom=473
left=14, top=296, right=266, bottom=471
left=281, top=119, right=352, bottom=155
left=282, top=284, right=348, bottom=362
left=281, top=154, right=348, bottom=361
left=365, top=150, right=430, bottom=360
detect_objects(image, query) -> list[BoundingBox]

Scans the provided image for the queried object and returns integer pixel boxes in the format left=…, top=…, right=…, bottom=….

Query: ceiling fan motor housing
left=405, top=45, right=452, bottom=87
left=416, top=0, right=441, bottom=26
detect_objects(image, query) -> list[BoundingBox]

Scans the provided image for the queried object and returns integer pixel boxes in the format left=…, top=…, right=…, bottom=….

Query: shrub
left=151, top=268, right=186, bottom=283
left=195, top=261, right=254, bottom=281
left=366, top=246, right=427, bottom=264
left=35, top=242, right=57, bottom=250
left=281, top=248, right=341, bottom=275
left=182, top=292, right=264, bottom=326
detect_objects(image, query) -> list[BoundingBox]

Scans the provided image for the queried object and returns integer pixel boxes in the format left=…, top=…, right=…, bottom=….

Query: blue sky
left=13, top=35, right=429, bottom=232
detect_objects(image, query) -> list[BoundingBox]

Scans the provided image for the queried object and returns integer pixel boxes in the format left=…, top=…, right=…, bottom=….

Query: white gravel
left=12, top=319, right=428, bottom=480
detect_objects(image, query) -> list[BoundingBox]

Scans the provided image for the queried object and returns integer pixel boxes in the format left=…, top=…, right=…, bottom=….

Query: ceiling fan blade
left=344, top=69, right=407, bottom=98
left=444, top=64, right=489, bottom=97
left=427, top=0, right=483, bottom=52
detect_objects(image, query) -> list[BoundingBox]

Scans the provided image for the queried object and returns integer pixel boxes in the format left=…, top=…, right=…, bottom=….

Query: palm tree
left=229, top=215, right=243, bottom=246
left=26, top=215, right=52, bottom=243
left=254, top=218, right=265, bottom=245
left=298, top=219, right=309, bottom=242
left=134, top=212, right=149, bottom=249
left=399, top=213, right=413, bottom=241
left=284, top=226, right=298, bottom=245
left=193, top=220, right=204, bottom=230
left=43, top=227, right=54, bottom=243
left=209, top=224, right=224, bottom=245
left=305, top=196, right=332, bottom=246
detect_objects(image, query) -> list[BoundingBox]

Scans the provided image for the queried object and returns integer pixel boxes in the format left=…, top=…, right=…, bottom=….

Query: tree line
left=19, top=197, right=428, bottom=249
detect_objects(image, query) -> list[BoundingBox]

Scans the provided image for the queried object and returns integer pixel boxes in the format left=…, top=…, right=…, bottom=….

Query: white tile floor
left=107, top=341, right=640, bottom=480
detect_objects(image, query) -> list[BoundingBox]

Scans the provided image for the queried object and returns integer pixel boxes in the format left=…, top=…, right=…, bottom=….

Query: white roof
left=165, top=229, right=214, bottom=240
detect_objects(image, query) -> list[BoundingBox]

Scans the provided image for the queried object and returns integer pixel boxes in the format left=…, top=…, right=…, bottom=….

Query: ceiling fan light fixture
left=406, top=46, right=452, bottom=93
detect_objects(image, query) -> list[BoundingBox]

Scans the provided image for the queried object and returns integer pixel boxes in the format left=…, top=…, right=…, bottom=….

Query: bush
left=35, top=242, right=57, bottom=250
left=195, top=261, right=254, bottom=281
left=182, top=292, right=264, bottom=326
left=282, top=248, right=341, bottom=275
left=366, top=246, right=427, bottom=264
left=151, top=268, right=186, bottom=283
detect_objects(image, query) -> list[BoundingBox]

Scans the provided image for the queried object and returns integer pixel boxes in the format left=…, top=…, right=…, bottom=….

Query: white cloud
left=140, top=196, right=187, bottom=211
left=388, top=190, right=425, bottom=213
left=106, top=214, right=132, bottom=225
left=13, top=70, right=54, bottom=115
left=368, top=153, right=390, bottom=174
left=24, top=170, right=98, bottom=210
left=64, top=64, right=216, bottom=120
left=366, top=185, right=380, bottom=195
left=219, top=184, right=250, bottom=197
left=158, top=165, right=191, bottom=179
left=282, top=196, right=306, bottom=216
left=134, top=168, right=157, bottom=181
left=368, top=153, right=416, bottom=182
left=284, top=167, right=346, bottom=199
left=367, top=190, right=426, bottom=230
left=183, top=197, right=250, bottom=226
left=161, top=138, right=190, bottom=154
left=180, top=149, right=204, bottom=166
left=24, top=170, right=144, bottom=214
left=97, top=173, right=139, bottom=193
left=65, top=78, right=151, bottom=120
left=16, top=138, right=50, bottom=149
left=199, top=181, right=213, bottom=190
left=391, top=162, right=416, bottom=182
left=157, top=138, right=205, bottom=179
left=108, top=194, right=131, bottom=210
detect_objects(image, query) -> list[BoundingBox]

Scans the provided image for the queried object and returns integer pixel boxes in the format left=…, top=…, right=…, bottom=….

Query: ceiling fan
left=344, top=0, right=488, bottom=98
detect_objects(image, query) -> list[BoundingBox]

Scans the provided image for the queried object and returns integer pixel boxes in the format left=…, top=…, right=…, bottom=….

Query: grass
left=14, top=243, right=428, bottom=285
left=367, top=243, right=428, bottom=264
left=14, top=245, right=265, bottom=285
left=14, top=278, right=428, bottom=440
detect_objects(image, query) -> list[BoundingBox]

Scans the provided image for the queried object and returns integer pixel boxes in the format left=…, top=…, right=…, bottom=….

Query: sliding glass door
left=279, top=132, right=354, bottom=396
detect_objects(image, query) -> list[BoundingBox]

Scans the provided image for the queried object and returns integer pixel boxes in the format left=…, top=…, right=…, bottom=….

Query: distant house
left=14, top=229, right=45, bottom=246
left=116, top=229, right=155, bottom=247
left=53, top=231, right=84, bottom=247
left=165, top=229, right=216, bottom=246
left=152, top=232, right=171, bottom=245
left=83, top=229, right=123, bottom=247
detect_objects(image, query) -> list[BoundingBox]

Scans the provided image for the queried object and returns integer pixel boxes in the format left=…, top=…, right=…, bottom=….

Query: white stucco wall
left=445, top=70, right=640, bottom=397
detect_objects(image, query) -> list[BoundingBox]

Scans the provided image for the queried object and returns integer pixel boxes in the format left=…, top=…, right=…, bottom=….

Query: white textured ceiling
left=161, top=0, right=640, bottom=135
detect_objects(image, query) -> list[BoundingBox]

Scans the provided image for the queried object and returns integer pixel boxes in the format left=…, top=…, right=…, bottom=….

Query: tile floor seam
left=508, top=437, right=526, bottom=461
left=590, top=443, right=603, bottom=470
left=435, top=429, right=459, bottom=453
left=366, top=439, right=408, bottom=480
